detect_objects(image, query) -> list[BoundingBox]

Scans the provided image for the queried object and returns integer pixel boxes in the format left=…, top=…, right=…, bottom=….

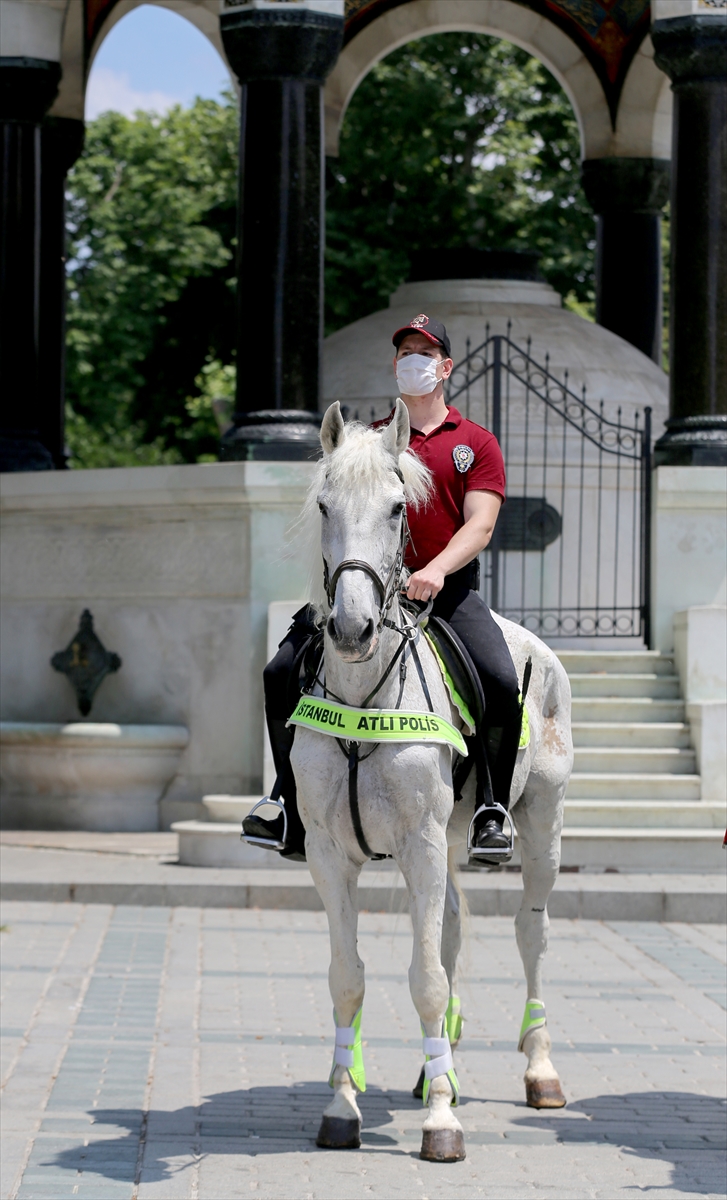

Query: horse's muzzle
left=327, top=613, right=377, bottom=661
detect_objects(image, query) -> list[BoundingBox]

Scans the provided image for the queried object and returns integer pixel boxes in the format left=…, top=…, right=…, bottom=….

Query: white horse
left=290, top=399, right=574, bottom=1162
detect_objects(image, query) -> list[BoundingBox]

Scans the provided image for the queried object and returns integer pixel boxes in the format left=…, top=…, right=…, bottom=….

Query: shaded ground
left=1, top=904, right=725, bottom=1199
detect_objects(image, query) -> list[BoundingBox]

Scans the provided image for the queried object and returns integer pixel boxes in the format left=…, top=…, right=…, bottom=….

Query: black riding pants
left=263, top=564, right=521, bottom=845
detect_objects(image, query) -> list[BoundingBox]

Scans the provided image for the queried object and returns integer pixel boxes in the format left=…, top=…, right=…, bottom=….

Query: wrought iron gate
left=445, top=327, right=652, bottom=641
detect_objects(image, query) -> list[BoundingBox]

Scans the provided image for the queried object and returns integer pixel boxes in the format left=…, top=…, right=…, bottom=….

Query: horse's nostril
left=362, top=618, right=374, bottom=643
left=327, top=615, right=338, bottom=640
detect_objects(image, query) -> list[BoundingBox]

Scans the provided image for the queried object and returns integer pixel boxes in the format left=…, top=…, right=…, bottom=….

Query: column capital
left=220, top=6, right=342, bottom=83
left=652, top=13, right=727, bottom=85
left=42, top=115, right=85, bottom=174
left=0, top=57, right=61, bottom=122
left=582, top=157, right=671, bottom=214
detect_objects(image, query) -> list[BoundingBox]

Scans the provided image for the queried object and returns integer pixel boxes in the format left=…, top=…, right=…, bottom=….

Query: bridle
left=322, top=476, right=411, bottom=629
left=322, top=516, right=409, bottom=625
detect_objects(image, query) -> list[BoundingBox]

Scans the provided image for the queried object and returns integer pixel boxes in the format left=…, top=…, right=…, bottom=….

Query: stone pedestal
left=673, top=606, right=726, bottom=803
left=0, top=56, right=61, bottom=472
left=0, top=722, right=189, bottom=831
left=582, top=157, right=670, bottom=364
left=220, top=4, right=343, bottom=460
left=652, top=13, right=727, bottom=464
left=651, top=466, right=727, bottom=653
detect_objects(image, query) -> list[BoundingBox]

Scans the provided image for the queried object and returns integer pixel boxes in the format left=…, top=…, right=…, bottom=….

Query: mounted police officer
left=243, top=314, right=522, bottom=862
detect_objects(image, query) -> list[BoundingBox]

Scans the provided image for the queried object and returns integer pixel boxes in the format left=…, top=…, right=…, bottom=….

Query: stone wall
left=0, top=462, right=315, bottom=824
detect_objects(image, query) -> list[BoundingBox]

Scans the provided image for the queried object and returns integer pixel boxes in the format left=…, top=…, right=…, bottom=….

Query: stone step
left=172, top=820, right=304, bottom=870
left=566, top=773, right=702, bottom=800
left=558, top=827, right=725, bottom=872
left=563, top=800, right=726, bottom=829
left=573, top=746, right=697, bottom=774
left=172, top=820, right=727, bottom=874
left=558, top=651, right=675, bottom=676
left=571, top=722, right=692, bottom=748
left=571, top=698, right=686, bottom=723
left=201, top=795, right=256, bottom=822
left=568, top=674, right=681, bottom=699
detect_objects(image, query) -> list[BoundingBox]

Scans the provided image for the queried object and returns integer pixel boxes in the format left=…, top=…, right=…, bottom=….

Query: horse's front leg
left=306, top=833, right=366, bottom=1149
left=413, top=863, right=463, bottom=1099
left=513, top=788, right=567, bottom=1109
left=399, top=825, right=466, bottom=1163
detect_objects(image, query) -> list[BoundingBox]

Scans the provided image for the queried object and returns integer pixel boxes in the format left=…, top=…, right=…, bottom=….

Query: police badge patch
left=453, top=444, right=475, bottom=473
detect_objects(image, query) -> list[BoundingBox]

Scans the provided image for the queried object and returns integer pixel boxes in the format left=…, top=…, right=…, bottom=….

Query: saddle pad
left=424, top=615, right=486, bottom=731
left=424, top=633, right=476, bottom=737
left=287, top=696, right=468, bottom=756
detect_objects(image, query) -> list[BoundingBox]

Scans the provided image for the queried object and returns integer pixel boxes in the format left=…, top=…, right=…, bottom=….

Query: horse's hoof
left=526, top=1078, right=566, bottom=1108
left=316, top=1115, right=361, bottom=1149
left=420, top=1128, right=466, bottom=1162
left=412, top=1066, right=425, bottom=1099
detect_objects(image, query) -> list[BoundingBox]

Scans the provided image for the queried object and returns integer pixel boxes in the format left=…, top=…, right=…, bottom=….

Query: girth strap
left=347, top=742, right=387, bottom=860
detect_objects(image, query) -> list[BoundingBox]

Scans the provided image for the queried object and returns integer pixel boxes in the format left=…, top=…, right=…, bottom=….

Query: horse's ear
left=320, top=402, right=346, bottom=454
left=382, top=397, right=410, bottom=460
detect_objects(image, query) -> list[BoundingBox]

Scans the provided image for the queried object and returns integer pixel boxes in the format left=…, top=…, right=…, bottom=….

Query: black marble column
left=651, top=14, right=727, bottom=465
left=219, top=6, right=342, bottom=460
left=38, top=117, right=85, bottom=468
left=0, top=57, right=61, bottom=471
left=582, top=157, right=670, bottom=364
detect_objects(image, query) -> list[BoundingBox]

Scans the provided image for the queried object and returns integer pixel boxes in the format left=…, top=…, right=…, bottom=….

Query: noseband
left=323, top=511, right=410, bottom=628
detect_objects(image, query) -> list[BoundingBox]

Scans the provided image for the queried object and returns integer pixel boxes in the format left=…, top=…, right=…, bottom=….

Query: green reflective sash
left=288, top=696, right=468, bottom=757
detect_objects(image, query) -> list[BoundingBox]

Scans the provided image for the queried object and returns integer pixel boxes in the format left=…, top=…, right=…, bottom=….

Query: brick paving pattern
left=1, top=902, right=725, bottom=1199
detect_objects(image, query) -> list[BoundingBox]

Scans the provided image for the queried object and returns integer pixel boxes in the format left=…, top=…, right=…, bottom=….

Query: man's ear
left=320, top=401, right=346, bottom=454
left=381, top=397, right=410, bottom=459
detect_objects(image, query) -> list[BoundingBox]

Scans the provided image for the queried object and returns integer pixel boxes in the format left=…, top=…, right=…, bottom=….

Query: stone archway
left=324, top=0, right=671, bottom=162
left=51, top=0, right=233, bottom=124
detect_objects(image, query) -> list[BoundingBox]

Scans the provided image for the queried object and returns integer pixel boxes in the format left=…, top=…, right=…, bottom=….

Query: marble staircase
left=559, top=650, right=724, bottom=870
left=173, top=650, right=726, bottom=871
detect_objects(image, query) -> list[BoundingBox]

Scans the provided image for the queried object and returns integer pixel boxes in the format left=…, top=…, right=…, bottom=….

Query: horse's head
left=315, top=399, right=427, bottom=663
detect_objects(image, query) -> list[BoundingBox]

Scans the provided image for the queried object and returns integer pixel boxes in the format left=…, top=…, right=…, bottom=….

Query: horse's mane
left=296, top=420, right=433, bottom=614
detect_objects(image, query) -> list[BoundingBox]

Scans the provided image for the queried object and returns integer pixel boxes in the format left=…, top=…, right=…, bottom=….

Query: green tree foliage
left=65, top=97, right=238, bottom=467
left=326, top=33, right=595, bottom=332
left=65, top=36, right=596, bottom=465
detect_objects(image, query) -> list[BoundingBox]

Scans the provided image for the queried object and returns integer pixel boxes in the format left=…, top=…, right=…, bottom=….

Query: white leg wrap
left=334, top=1025, right=356, bottom=1069
left=423, top=1036, right=454, bottom=1081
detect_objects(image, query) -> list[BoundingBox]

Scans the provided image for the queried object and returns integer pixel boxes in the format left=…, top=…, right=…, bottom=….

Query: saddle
left=423, top=614, right=485, bottom=734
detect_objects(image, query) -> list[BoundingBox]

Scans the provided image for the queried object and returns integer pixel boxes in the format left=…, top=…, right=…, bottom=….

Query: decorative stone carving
left=51, top=609, right=121, bottom=716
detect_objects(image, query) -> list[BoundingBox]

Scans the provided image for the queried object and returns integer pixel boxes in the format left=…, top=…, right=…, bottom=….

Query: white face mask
left=395, top=353, right=441, bottom=396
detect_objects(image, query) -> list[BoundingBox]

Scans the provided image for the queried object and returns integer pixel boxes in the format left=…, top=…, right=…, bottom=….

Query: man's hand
left=407, top=564, right=446, bottom=601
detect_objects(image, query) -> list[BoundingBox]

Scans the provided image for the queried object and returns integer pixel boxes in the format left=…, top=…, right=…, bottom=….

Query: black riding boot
left=241, top=607, right=319, bottom=861
left=469, top=716, right=522, bottom=860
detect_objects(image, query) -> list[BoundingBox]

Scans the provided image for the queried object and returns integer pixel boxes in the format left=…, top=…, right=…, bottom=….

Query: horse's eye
left=318, top=502, right=328, bottom=518
left=391, top=502, right=405, bottom=518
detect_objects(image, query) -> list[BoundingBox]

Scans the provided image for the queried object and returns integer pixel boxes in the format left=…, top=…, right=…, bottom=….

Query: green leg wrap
left=518, top=998, right=546, bottom=1052
left=329, top=1006, right=366, bottom=1093
left=445, top=995, right=462, bottom=1046
left=421, top=1020, right=460, bottom=1108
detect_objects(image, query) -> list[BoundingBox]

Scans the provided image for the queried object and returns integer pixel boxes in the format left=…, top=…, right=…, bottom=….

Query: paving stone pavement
left=1, top=903, right=725, bottom=1200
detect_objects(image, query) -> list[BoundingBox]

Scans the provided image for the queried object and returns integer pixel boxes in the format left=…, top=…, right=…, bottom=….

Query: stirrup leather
left=467, top=802, right=514, bottom=864
left=240, top=795, right=287, bottom=850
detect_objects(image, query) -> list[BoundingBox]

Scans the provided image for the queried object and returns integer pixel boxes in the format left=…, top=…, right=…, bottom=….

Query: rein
left=308, top=597, right=436, bottom=861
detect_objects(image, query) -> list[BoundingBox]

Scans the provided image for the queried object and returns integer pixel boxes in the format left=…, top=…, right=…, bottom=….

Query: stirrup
left=467, top=802, right=514, bottom=864
left=240, top=796, right=287, bottom=850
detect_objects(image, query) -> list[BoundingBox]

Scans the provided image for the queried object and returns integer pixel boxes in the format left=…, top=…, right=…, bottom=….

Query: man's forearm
left=429, top=519, right=494, bottom=577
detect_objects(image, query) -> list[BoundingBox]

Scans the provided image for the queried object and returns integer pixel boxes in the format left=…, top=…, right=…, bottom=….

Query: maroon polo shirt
left=373, top=406, right=506, bottom=572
